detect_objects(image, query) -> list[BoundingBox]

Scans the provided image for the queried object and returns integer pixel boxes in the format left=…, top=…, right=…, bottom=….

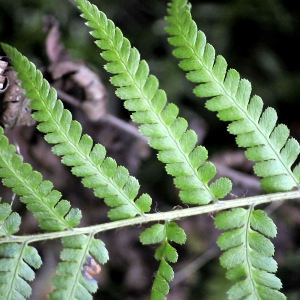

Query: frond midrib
left=66, top=233, right=94, bottom=299
left=245, top=206, right=259, bottom=299
left=6, top=242, right=27, bottom=299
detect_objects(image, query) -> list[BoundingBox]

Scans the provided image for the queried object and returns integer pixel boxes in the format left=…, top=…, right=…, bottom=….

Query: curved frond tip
left=166, top=0, right=300, bottom=192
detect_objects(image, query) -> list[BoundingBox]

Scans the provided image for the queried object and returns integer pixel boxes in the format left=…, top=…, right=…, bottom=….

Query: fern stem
left=4, top=190, right=300, bottom=245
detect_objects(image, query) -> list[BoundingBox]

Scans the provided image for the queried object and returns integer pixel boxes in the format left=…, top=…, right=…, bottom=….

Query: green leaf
left=155, top=242, right=178, bottom=263
left=166, top=222, right=186, bottom=244
left=0, top=243, right=42, bottom=300
left=74, top=0, right=232, bottom=206
left=215, top=208, right=248, bottom=230
left=50, top=234, right=108, bottom=299
left=166, top=0, right=300, bottom=192
left=150, top=259, right=174, bottom=300
left=215, top=207, right=285, bottom=299
left=250, top=209, right=277, bottom=238
left=140, top=224, right=166, bottom=245
left=2, top=43, right=151, bottom=221
left=139, top=221, right=185, bottom=299
left=0, top=201, right=21, bottom=236
left=0, top=127, right=81, bottom=231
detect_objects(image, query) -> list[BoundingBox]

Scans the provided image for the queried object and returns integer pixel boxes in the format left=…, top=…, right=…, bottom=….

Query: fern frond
left=0, top=199, right=21, bottom=237
left=166, top=0, right=300, bottom=192
left=215, top=208, right=286, bottom=300
left=0, top=243, right=42, bottom=300
left=140, top=221, right=186, bottom=299
left=50, top=234, right=108, bottom=300
left=0, top=200, right=41, bottom=299
left=74, top=0, right=232, bottom=205
left=1, top=43, right=151, bottom=221
left=0, top=126, right=81, bottom=231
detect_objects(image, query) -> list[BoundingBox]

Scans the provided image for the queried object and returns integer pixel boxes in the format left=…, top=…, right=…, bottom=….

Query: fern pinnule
left=75, top=0, right=232, bottom=205
left=0, top=199, right=21, bottom=236
left=50, top=234, right=108, bottom=300
left=215, top=208, right=286, bottom=300
left=0, top=126, right=81, bottom=231
left=166, top=0, right=300, bottom=192
left=1, top=43, right=151, bottom=221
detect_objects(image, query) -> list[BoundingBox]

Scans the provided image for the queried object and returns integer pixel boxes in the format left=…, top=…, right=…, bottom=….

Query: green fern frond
left=140, top=221, right=186, bottom=299
left=0, top=199, right=21, bottom=236
left=50, top=234, right=108, bottom=300
left=0, top=126, right=81, bottom=231
left=0, top=243, right=42, bottom=300
left=74, top=0, right=232, bottom=205
left=1, top=43, right=151, bottom=221
left=0, top=200, right=41, bottom=299
left=215, top=208, right=286, bottom=300
left=166, top=0, right=300, bottom=192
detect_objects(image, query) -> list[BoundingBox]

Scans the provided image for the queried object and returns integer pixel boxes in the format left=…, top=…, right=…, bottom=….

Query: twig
left=56, top=88, right=148, bottom=142
left=171, top=246, right=219, bottom=287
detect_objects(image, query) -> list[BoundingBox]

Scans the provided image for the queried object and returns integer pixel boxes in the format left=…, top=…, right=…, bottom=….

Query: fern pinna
left=2, top=43, right=151, bottom=221
left=166, top=0, right=300, bottom=193
left=73, top=0, right=233, bottom=297
left=0, top=125, right=109, bottom=299
left=140, top=222, right=186, bottom=299
left=215, top=208, right=285, bottom=300
left=0, top=0, right=295, bottom=299
left=74, top=0, right=232, bottom=206
left=166, top=0, right=290, bottom=298
left=0, top=198, right=42, bottom=299
left=0, top=126, right=81, bottom=231
left=50, top=234, right=108, bottom=300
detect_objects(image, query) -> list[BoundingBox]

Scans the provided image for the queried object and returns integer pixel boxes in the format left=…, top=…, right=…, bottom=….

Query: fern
left=0, top=199, right=42, bottom=299
left=50, top=234, right=108, bottom=299
left=140, top=221, right=186, bottom=299
left=0, top=0, right=299, bottom=299
left=215, top=208, right=286, bottom=300
left=0, top=199, right=21, bottom=237
left=74, top=0, right=232, bottom=206
left=166, top=1, right=291, bottom=298
left=166, top=0, right=300, bottom=192
left=1, top=43, right=151, bottom=221
left=0, top=126, right=81, bottom=231
left=0, top=123, right=109, bottom=299
left=0, top=243, right=42, bottom=300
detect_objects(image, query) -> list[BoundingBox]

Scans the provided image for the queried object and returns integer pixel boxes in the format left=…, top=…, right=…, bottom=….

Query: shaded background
left=1, top=0, right=300, bottom=299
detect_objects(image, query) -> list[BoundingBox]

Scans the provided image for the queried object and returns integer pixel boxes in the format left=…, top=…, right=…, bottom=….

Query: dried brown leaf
left=49, top=60, right=107, bottom=120
left=0, top=56, right=10, bottom=93
left=1, top=70, right=35, bottom=128
left=44, top=16, right=69, bottom=63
